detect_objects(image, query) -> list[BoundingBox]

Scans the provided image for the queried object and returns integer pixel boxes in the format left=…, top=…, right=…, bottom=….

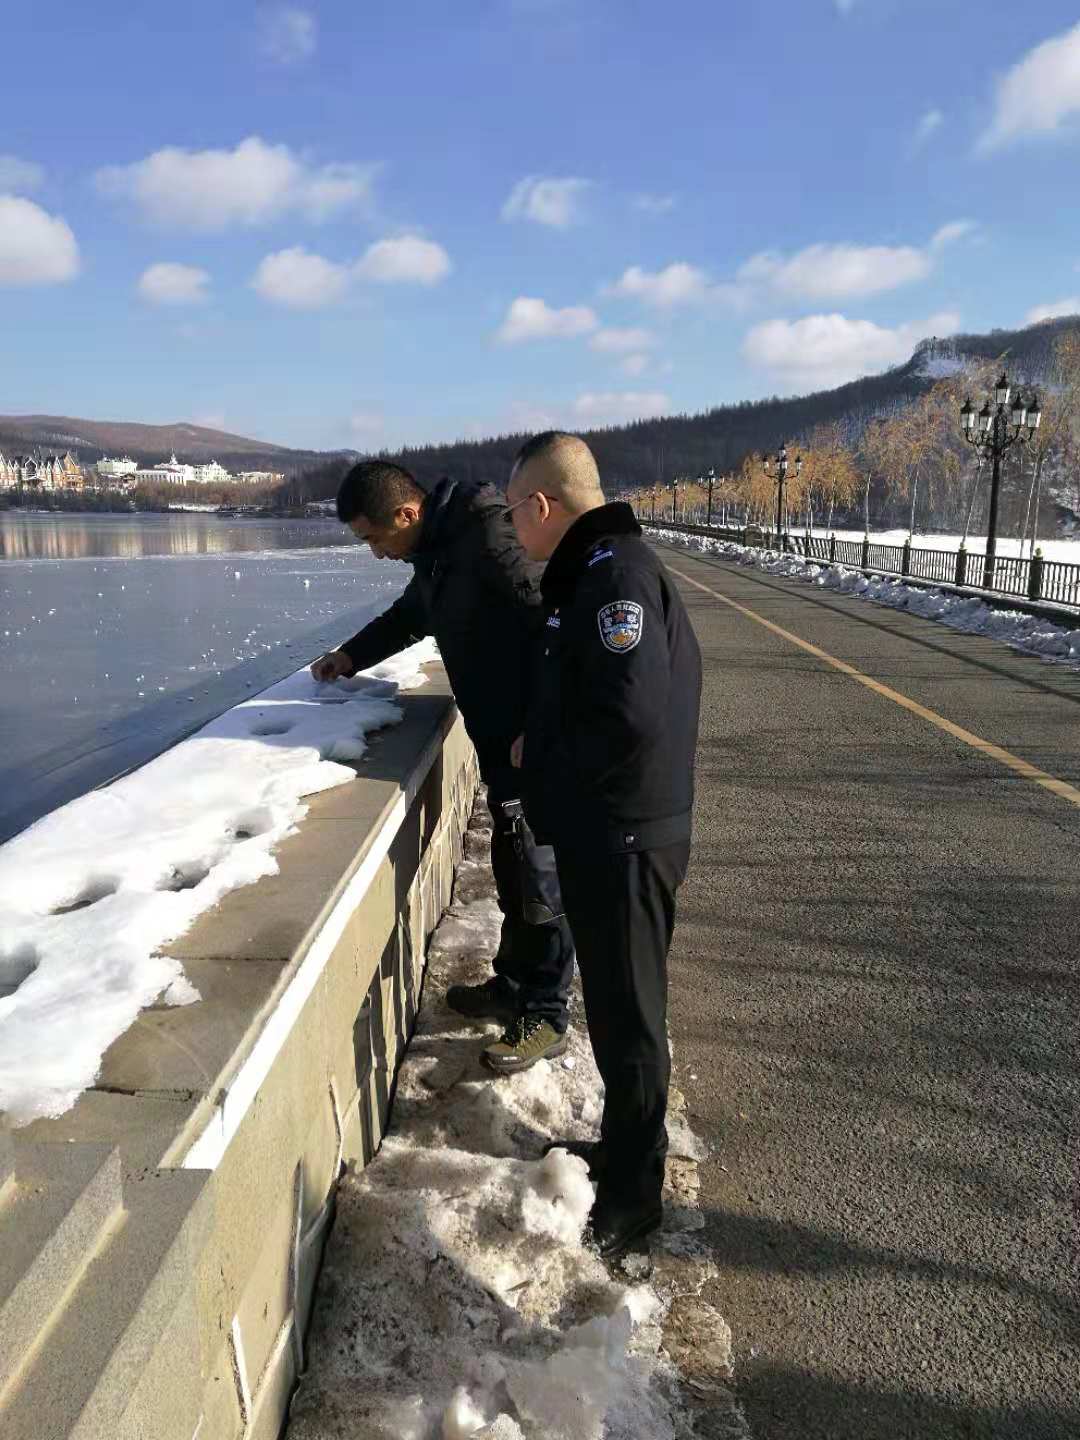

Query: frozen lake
left=0, top=513, right=407, bottom=841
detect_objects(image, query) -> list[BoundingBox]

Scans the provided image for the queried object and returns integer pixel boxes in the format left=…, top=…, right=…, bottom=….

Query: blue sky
left=3, top=0, right=1080, bottom=452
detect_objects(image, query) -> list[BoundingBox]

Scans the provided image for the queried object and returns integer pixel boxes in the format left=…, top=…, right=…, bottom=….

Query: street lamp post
left=705, top=468, right=716, bottom=527
left=762, top=445, right=802, bottom=550
left=650, top=486, right=657, bottom=523
left=672, top=476, right=679, bottom=524
left=960, top=373, right=1041, bottom=589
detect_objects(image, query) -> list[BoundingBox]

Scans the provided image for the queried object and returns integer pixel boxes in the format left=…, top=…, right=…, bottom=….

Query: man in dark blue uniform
left=507, top=432, right=702, bottom=1258
left=310, top=459, right=575, bottom=1073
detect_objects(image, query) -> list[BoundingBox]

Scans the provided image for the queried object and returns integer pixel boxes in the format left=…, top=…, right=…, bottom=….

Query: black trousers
left=555, top=840, right=690, bottom=1212
left=485, top=769, right=575, bottom=1031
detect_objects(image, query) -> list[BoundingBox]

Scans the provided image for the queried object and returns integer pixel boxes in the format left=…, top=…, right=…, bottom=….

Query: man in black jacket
left=506, top=432, right=702, bottom=1258
left=310, top=460, right=574, bottom=1072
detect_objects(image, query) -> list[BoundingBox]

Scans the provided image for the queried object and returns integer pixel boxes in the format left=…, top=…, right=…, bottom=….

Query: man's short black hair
left=513, top=431, right=581, bottom=469
left=336, top=460, right=425, bottom=526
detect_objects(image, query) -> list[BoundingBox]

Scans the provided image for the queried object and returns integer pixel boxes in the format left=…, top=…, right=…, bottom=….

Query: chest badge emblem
left=598, top=600, right=644, bottom=653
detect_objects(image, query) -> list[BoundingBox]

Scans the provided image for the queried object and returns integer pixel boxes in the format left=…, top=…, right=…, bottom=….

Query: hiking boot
left=586, top=1198, right=663, bottom=1259
left=542, top=1139, right=606, bottom=1181
left=446, top=975, right=517, bottom=1025
left=481, top=1016, right=568, bottom=1074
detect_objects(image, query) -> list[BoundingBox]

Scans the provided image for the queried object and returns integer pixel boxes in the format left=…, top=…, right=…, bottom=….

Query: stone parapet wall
left=0, top=670, right=479, bottom=1440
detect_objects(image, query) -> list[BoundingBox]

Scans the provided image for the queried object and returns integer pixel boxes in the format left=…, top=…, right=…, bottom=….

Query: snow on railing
left=642, top=518, right=1080, bottom=613
left=0, top=641, right=437, bottom=1125
left=646, top=525, right=1080, bottom=673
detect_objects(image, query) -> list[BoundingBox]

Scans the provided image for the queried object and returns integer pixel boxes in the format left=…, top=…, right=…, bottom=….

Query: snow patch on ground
left=654, top=529, right=1080, bottom=671
left=0, top=641, right=437, bottom=1124
left=288, top=804, right=746, bottom=1440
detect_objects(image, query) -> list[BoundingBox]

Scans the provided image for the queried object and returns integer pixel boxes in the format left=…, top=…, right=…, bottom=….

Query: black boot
left=445, top=975, right=518, bottom=1025
left=542, top=1139, right=606, bottom=1181
left=586, top=1196, right=663, bottom=1259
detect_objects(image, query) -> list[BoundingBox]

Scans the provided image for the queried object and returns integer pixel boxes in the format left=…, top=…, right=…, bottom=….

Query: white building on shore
left=95, top=456, right=138, bottom=481
left=236, top=470, right=285, bottom=486
left=134, top=455, right=196, bottom=486
left=129, top=456, right=239, bottom=487
left=192, top=460, right=231, bottom=485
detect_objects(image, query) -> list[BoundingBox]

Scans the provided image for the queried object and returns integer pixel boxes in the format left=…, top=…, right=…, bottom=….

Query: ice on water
left=0, top=641, right=437, bottom=1124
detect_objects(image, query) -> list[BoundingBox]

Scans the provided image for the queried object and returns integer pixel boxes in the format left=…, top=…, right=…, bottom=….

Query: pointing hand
left=310, top=649, right=355, bottom=683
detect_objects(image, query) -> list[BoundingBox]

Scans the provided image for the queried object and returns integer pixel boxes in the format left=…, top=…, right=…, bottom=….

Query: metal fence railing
left=639, top=517, right=1080, bottom=615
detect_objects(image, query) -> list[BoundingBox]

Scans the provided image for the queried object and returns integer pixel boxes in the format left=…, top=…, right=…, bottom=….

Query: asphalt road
left=661, top=544, right=1080, bottom=1440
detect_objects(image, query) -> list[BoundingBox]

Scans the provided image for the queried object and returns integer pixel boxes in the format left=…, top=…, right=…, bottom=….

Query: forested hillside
left=294, top=316, right=1080, bottom=542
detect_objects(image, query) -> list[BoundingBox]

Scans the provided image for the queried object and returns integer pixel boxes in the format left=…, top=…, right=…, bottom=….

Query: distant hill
left=5, top=315, right=1078, bottom=497
left=298, top=314, right=1080, bottom=500
left=0, top=415, right=353, bottom=477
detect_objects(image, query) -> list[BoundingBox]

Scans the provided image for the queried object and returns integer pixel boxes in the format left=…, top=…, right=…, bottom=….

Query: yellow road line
left=671, top=563, right=1080, bottom=813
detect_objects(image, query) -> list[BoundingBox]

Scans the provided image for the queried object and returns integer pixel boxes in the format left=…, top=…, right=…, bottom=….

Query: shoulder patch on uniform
left=587, top=547, right=615, bottom=567
left=597, top=600, right=643, bottom=653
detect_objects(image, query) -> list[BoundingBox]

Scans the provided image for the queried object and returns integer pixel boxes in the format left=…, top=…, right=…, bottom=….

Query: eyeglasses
left=502, top=491, right=558, bottom=521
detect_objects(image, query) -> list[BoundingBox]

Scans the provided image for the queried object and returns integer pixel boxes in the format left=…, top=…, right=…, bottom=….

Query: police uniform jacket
left=523, top=501, right=702, bottom=853
left=339, top=476, right=543, bottom=775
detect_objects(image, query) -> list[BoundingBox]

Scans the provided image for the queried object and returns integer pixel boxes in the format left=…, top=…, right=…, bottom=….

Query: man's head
left=506, top=431, right=605, bottom=560
left=336, top=460, right=426, bottom=560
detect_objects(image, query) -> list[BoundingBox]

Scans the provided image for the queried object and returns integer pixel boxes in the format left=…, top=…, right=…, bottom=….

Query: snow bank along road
left=659, top=543, right=1080, bottom=1439
left=289, top=798, right=746, bottom=1440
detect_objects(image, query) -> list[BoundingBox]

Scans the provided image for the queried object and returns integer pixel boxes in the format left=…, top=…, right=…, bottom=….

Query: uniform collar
left=542, top=502, right=640, bottom=600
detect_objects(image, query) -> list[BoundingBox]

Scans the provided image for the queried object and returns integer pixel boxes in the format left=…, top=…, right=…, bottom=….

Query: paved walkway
left=662, top=544, right=1080, bottom=1439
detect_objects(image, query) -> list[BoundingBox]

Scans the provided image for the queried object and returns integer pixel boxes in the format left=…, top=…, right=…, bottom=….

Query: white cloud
left=980, top=21, right=1080, bottom=150
left=633, top=193, right=676, bottom=215
left=915, top=108, right=944, bottom=146
left=496, top=296, right=598, bottom=343
left=0, top=155, right=44, bottom=192
left=733, top=223, right=975, bottom=304
left=253, top=234, right=452, bottom=310
left=258, top=6, right=317, bottom=63
left=930, top=220, right=976, bottom=251
left=301, top=163, right=380, bottom=222
left=501, top=176, right=591, bottom=228
left=589, top=326, right=655, bottom=354
left=738, top=243, right=931, bottom=302
left=252, top=247, right=349, bottom=309
left=192, top=411, right=227, bottom=431
left=507, top=400, right=563, bottom=433
left=589, top=328, right=657, bottom=377
left=355, top=234, right=451, bottom=285
left=743, top=309, right=961, bottom=391
left=834, top=0, right=857, bottom=12
left=137, top=262, right=210, bottom=306
left=349, top=412, right=385, bottom=442
left=573, top=391, right=671, bottom=423
left=0, top=196, right=80, bottom=287
left=96, top=137, right=376, bottom=231
left=607, top=262, right=713, bottom=308
left=1025, top=298, right=1080, bottom=324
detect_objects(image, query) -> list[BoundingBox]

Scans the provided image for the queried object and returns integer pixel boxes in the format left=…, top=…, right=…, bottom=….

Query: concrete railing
left=0, top=667, right=479, bottom=1440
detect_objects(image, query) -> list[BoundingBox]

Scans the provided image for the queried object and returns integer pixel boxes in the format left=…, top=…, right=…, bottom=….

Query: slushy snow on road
left=288, top=803, right=743, bottom=1440
left=0, top=641, right=437, bottom=1124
